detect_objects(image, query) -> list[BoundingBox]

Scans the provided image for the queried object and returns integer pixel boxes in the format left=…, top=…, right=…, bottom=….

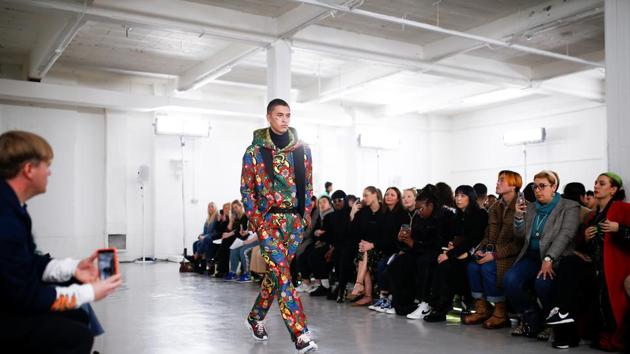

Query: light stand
left=135, top=165, right=155, bottom=263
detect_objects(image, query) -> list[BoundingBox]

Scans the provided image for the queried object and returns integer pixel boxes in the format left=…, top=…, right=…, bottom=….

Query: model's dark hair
left=267, top=98, right=289, bottom=114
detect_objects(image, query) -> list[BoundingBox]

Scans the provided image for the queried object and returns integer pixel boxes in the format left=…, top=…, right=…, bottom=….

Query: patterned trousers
left=248, top=213, right=308, bottom=341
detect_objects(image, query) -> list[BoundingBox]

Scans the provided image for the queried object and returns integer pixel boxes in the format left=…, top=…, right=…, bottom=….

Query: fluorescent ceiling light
left=154, top=113, right=210, bottom=137
left=462, top=88, right=533, bottom=106
left=180, top=66, right=233, bottom=92
left=503, top=127, right=546, bottom=145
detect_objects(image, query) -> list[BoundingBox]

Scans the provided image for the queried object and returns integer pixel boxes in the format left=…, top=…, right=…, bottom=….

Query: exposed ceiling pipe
left=293, top=0, right=604, bottom=68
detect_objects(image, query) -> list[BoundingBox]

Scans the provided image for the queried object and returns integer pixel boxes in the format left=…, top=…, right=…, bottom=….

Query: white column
left=605, top=0, right=630, bottom=186
left=266, top=40, right=292, bottom=104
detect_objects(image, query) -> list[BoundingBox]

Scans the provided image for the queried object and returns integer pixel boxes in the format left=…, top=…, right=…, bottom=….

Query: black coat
left=350, top=206, right=384, bottom=245
left=409, top=208, right=448, bottom=262
left=377, top=207, right=408, bottom=256
left=446, top=207, right=488, bottom=259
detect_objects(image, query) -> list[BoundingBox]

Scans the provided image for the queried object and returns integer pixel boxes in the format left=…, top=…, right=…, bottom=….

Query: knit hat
left=602, top=172, right=623, bottom=188
left=331, top=190, right=347, bottom=200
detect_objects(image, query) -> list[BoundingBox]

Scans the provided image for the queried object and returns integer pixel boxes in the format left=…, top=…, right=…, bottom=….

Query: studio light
left=503, top=127, right=546, bottom=146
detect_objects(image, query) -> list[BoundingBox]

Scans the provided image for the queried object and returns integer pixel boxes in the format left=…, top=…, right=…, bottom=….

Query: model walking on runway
left=241, top=98, right=318, bottom=353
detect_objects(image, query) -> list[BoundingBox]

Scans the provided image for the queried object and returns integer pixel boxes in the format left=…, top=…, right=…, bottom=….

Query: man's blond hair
left=0, top=131, right=53, bottom=179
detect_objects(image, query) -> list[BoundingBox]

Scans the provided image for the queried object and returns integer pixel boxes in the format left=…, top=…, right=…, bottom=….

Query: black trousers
left=553, top=255, right=597, bottom=316
left=428, top=257, right=470, bottom=310
left=299, top=243, right=332, bottom=280
left=334, top=245, right=357, bottom=291
left=388, top=252, right=435, bottom=315
left=1, top=309, right=93, bottom=354
left=215, top=236, right=235, bottom=274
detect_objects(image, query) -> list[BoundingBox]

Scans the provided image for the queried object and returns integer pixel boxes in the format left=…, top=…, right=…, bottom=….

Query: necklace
left=533, top=214, right=548, bottom=239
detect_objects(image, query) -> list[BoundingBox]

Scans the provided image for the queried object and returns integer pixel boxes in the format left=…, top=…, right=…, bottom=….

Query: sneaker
left=295, top=333, right=318, bottom=354
left=384, top=306, right=396, bottom=314
left=237, top=273, right=252, bottom=283
left=376, top=298, right=393, bottom=313
left=546, top=307, right=574, bottom=326
left=406, top=302, right=431, bottom=320
left=368, top=298, right=386, bottom=311
left=309, top=285, right=329, bottom=297
left=296, top=283, right=312, bottom=293
left=224, top=272, right=237, bottom=281
left=552, top=340, right=579, bottom=349
left=244, top=317, right=268, bottom=341
left=423, top=310, right=447, bottom=322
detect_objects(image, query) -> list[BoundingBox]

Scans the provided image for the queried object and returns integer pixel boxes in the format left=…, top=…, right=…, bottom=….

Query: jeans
left=503, top=250, right=553, bottom=314
left=467, top=260, right=505, bottom=302
left=229, top=240, right=259, bottom=274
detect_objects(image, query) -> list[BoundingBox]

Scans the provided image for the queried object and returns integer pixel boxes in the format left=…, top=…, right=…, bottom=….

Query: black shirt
left=270, top=128, right=289, bottom=150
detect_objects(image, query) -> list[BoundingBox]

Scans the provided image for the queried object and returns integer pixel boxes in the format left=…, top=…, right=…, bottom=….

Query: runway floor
left=92, top=262, right=598, bottom=354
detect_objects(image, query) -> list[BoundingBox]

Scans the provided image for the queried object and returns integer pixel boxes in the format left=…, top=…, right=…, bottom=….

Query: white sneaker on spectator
left=406, top=302, right=431, bottom=320
left=306, top=283, right=319, bottom=293
left=296, top=283, right=312, bottom=293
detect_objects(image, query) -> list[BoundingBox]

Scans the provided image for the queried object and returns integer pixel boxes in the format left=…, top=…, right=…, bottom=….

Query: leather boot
left=463, top=299, right=493, bottom=325
left=483, top=302, right=510, bottom=329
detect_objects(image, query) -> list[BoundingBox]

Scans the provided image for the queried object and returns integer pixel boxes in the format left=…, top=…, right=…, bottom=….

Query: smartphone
left=97, top=248, right=119, bottom=280
left=400, top=224, right=411, bottom=232
left=517, top=192, right=526, bottom=207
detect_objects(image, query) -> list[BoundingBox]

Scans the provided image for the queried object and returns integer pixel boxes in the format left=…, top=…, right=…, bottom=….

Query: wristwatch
left=543, top=256, right=553, bottom=263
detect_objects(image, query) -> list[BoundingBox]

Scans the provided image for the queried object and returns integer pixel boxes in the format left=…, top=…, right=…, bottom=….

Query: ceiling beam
left=297, top=63, right=400, bottom=103
left=530, top=50, right=605, bottom=80
left=423, top=0, right=604, bottom=61
left=28, top=12, right=86, bottom=79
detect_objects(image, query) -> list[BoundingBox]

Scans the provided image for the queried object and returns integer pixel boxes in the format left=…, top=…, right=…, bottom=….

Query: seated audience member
left=305, top=196, right=335, bottom=296
left=390, top=187, right=444, bottom=318
left=185, top=202, right=219, bottom=274
left=329, top=190, right=353, bottom=302
left=464, top=170, right=523, bottom=329
left=523, top=182, right=536, bottom=203
left=585, top=190, right=596, bottom=210
left=224, top=200, right=251, bottom=281
left=547, top=172, right=629, bottom=351
left=347, top=194, right=358, bottom=208
left=346, top=186, right=384, bottom=305
left=505, top=170, right=579, bottom=340
left=436, top=182, right=457, bottom=213
left=368, top=187, right=406, bottom=312
left=0, top=131, right=121, bottom=354
left=562, top=182, right=591, bottom=221
left=213, top=203, right=232, bottom=278
left=424, top=185, right=488, bottom=322
left=474, top=183, right=488, bottom=209
left=484, top=194, right=498, bottom=209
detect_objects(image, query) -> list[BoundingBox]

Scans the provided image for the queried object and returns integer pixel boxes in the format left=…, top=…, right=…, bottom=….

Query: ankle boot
left=483, top=302, right=510, bottom=329
left=463, top=299, right=493, bottom=325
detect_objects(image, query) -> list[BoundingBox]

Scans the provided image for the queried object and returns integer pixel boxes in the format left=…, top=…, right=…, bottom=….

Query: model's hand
left=75, top=252, right=98, bottom=284
left=93, top=274, right=122, bottom=301
left=537, top=261, right=555, bottom=280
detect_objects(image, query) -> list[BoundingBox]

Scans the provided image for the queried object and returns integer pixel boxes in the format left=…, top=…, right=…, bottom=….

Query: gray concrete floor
left=92, top=262, right=597, bottom=354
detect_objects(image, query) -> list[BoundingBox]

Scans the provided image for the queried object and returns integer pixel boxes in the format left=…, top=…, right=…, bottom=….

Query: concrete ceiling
left=0, top=0, right=606, bottom=116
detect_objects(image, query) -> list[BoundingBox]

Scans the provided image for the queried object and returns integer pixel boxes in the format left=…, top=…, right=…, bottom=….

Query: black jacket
left=447, top=207, right=488, bottom=259
left=409, top=208, right=447, bottom=262
left=0, top=180, right=55, bottom=314
left=378, top=207, right=408, bottom=256
left=350, top=206, right=384, bottom=245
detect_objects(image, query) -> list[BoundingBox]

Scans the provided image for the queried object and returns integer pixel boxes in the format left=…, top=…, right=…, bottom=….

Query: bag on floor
left=179, top=261, right=194, bottom=273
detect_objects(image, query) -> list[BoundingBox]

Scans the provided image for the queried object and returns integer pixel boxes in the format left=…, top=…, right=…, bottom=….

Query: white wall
left=447, top=96, right=607, bottom=193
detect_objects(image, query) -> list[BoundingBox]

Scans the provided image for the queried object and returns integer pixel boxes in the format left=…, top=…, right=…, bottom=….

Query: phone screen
left=98, top=251, right=116, bottom=280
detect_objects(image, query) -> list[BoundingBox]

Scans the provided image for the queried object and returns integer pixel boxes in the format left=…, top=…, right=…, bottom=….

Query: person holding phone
left=0, top=131, right=122, bottom=354
left=240, top=99, right=317, bottom=353
left=545, top=173, right=629, bottom=351
left=504, top=170, right=580, bottom=340
left=463, top=170, right=523, bottom=329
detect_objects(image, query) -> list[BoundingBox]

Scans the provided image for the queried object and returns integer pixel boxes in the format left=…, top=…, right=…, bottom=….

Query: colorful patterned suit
left=241, top=127, right=313, bottom=341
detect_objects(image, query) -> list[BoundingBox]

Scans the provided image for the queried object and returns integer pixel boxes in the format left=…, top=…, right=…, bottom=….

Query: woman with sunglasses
left=505, top=170, right=580, bottom=339
left=545, top=172, right=630, bottom=351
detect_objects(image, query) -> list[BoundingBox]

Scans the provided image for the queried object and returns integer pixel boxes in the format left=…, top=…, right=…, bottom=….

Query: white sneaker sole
left=546, top=318, right=575, bottom=325
left=244, top=319, right=268, bottom=341
left=297, top=341, right=318, bottom=354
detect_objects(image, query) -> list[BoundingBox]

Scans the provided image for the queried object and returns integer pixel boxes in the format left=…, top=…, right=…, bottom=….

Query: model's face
left=362, top=190, right=377, bottom=207
left=267, top=105, right=291, bottom=134
left=533, top=177, right=555, bottom=204
left=384, top=189, right=399, bottom=208
left=27, top=160, right=51, bottom=196
left=496, top=174, right=514, bottom=196
left=402, top=190, right=415, bottom=209
left=455, top=192, right=470, bottom=211
left=594, top=176, right=618, bottom=200
left=319, top=198, right=331, bottom=212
